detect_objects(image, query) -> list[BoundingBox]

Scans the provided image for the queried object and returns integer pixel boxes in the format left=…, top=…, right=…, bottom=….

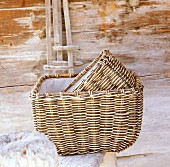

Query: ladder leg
left=45, top=0, right=52, bottom=64
left=52, top=0, right=63, bottom=61
left=63, top=0, right=74, bottom=74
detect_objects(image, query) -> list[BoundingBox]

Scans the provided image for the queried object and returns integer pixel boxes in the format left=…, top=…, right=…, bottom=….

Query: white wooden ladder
left=44, top=0, right=80, bottom=74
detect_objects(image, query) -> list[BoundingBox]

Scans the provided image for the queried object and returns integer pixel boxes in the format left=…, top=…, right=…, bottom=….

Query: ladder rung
left=52, top=60, right=83, bottom=66
left=43, top=64, right=72, bottom=70
left=53, top=45, right=80, bottom=51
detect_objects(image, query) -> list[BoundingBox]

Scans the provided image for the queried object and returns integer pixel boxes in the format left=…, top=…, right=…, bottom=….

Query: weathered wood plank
left=53, top=45, right=80, bottom=51
left=0, top=7, right=45, bottom=47
left=0, top=55, right=46, bottom=88
left=68, top=0, right=170, bottom=61
left=0, top=0, right=45, bottom=9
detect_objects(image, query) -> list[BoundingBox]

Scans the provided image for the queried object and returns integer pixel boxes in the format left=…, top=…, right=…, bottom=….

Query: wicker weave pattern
left=64, top=50, right=136, bottom=92
left=31, top=76, right=143, bottom=155
left=31, top=50, right=143, bottom=155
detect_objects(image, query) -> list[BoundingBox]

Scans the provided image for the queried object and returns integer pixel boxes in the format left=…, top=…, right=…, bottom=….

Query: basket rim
left=30, top=73, right=76, bottom=96
left=30, top=74, right=143, bottom=99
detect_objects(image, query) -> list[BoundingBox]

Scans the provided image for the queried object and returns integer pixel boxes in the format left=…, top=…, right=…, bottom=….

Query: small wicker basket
left=30, top=50, right=143, bottom=155
left=64, top=50, right=137, bottom=92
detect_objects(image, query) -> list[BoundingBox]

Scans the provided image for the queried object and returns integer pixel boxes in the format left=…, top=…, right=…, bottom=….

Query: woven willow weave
left=31, top=50, right=143, bottom=155
left=64, top=50, right=136, bottom=92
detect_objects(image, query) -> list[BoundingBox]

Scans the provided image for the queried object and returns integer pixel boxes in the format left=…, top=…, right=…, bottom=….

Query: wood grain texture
left=63, top=0, right=74, bottom=74
left=52, top=0, right=63, bottom=61
left=45, top=0, right=52, bottom=64
left=0, top=0, right=170, bottom=166
left=0, top=7, right=45, bottom=47
left=0, top=0, right=45, bottom=8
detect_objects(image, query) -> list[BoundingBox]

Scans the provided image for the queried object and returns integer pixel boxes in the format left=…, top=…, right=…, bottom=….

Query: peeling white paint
left=14, top=16, right=34, bottom=29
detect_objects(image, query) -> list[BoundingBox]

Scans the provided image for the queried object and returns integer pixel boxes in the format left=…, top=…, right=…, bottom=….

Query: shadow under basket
left=30, top=73, right=143, bottom=155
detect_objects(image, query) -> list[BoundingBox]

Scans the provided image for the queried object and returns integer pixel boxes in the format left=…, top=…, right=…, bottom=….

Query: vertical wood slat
left=63, top=0, right=74, bottom=74
left=45, top=0, right=52, bottom=64
left=52, top=0, right=63, bottom=61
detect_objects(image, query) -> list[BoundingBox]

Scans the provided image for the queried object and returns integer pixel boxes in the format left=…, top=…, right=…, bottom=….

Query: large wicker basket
left=30, top=51, right=143, bottom=155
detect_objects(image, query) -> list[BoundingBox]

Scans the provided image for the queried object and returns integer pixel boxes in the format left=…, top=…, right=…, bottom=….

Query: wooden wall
left=0, top=0, right=169, bottom=88
left=0, top=0, right=170, bottom=166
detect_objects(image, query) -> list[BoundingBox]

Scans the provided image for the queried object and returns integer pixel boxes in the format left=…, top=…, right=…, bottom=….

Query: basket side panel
left=114, top=89, right=144, bottom=152
left=34, top=99, right=48, bottom=135
left=108, top=94, right=130, bottom=152
left=100, top=94, right=116, bottom=150
left=43, top=99, right=70, bottom=155
left=102, top=51, right=136, bottom=89
left=71, top=97, right=89, bottom=154
left=56, top=98, right=78, bottom=155
left=86, top=95, right=101, bottom=152
left=136, top=89, right=144, bottom=136
left=31, top=98, right=38, bottom=131
left=123, top=92, right=139, bottom=150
